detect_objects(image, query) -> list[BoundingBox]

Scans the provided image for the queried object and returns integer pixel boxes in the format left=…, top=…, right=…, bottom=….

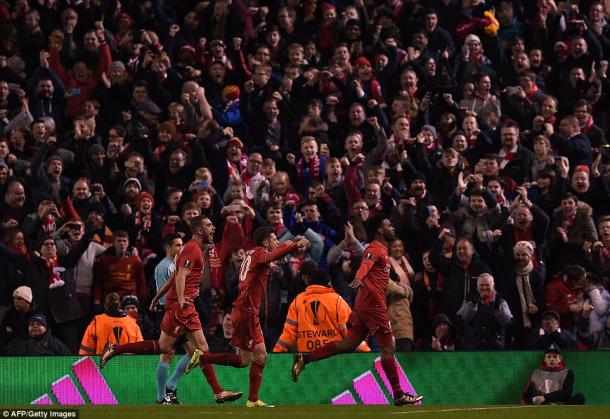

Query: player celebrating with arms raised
left=187, top=226, right=309, bottom=408
left=291, top=216, right=423, bottom=406
left=100, top=216, right=242, bottom=404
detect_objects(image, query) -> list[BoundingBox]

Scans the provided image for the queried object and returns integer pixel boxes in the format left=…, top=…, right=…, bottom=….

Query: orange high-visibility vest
left=79, top=313, right=143, bottom=355
left=273, top=285, right=370, bottom=352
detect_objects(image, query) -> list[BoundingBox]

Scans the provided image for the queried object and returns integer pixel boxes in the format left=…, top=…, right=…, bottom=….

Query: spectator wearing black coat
left=428, top=231, right=491, bottom=326
left=495, top=241, right=545, bottom=347
left=6, top=314, right=70, bottom=355
left=550, top=116, right=593, bottom=167
left=497, top=123, right=535, bottom=185
left=26, top=236, right=89, bottom=353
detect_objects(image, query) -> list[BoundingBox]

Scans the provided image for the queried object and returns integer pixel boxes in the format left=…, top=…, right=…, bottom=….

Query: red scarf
left=153, top=144, right=170, bottom=160
left=601, top=246, right=610, bottom=261
left=545, top=115, right=556, bottom=125
left=481, top=291, right=495, bottom=305
left=297, top=154, right=320, bottom=182
left=499, top=144, right=518, bottom=169
left=10, top=245, right=29, bottom=260
left=288, top=254, right=305, bottom=276
left=563, top=213, right=576, bottom=232
left=525, top=84, right=539, bottom=100
left=581, top=116, right=594, bottom=133
left=466, top=133, right=478, bottom=148
left=469, top=52, right=484, bottom=65
left=540, top=360, right=566, bottom=372
left=45, top=257, right=65, bottom=289
left=471, top=91, right=490, bottom=101
left=226, top=156, right=248, bottom=178
left=135, top=211, right=152, bottom=232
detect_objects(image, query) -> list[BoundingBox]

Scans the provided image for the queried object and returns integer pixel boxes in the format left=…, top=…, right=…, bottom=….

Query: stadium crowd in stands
left=1, top=0, right=610, bottom=355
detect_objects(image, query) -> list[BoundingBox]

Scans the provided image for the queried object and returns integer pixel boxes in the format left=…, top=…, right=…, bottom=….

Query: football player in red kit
left=100, top=216, right=242, bottom=404
left=291, top=216, right=424, bottom=406
left=186, top=226, right=309, bottom=407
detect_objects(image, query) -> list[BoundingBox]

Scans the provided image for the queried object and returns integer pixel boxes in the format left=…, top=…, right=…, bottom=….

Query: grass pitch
left=4, top=405, right=610, bottom=419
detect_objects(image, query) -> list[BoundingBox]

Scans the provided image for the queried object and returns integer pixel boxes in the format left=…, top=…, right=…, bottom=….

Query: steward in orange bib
left=79, top=292, right=143, bottom=355
left=273, top=269, right=369, bottom=353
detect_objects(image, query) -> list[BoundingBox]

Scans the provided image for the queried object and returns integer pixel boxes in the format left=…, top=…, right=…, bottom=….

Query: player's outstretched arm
left=265, top=240, right=307, bottom=263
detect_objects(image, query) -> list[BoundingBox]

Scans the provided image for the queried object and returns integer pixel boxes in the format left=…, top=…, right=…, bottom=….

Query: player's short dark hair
left=254, top=225, right=275, bottom=246
left=190, top=215, right=209, bottom=234
left=365, top=214, right=386, bottom=242
left=163, top=232, right=182, bottom=247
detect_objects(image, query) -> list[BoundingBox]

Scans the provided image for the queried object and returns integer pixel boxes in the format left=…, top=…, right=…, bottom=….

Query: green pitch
left=4, top=405, right=610, bottom=419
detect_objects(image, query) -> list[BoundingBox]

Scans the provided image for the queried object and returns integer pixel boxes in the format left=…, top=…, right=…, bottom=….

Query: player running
left=291, top=216, right=424, bottom=406
left=185, top=226, right=309, bottom=408
left=100, top=216, right=242, bottom=404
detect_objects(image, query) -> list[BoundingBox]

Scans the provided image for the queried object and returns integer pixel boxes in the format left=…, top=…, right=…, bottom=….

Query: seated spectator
left=521, top=344, right=585, bottom=405
left=79, top=293, right=143, bottom=355
left=6, top=314, right=70, bottom=355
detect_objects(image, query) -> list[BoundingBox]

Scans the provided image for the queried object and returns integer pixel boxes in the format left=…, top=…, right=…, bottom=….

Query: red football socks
left=381, top=356, right=403, bottom=399
left=113, top=340, right=160, bottom=354
left=200, top=353, right=245, bottom=367
left=308, top=341, right=339, bottom=362
left=248, top=359, right=265, bottom=401
left=199, top=351, right=223, bottom=394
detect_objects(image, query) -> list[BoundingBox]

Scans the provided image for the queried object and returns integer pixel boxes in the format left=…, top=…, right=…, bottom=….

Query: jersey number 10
left=239, top=254, right=253, bottom=282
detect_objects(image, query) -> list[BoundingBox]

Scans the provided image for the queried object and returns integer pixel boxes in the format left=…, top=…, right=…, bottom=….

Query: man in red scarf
left=457, top=273, right=513, bottom=350
left=573, top=99, right=606, bottom=148
left=521, top=344, right=585, bottom=405
left=497, top=122, right=534, bottom=184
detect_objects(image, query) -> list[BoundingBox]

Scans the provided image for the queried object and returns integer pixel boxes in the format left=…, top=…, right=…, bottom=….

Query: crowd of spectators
left=1, top=0, right=610, bottom=355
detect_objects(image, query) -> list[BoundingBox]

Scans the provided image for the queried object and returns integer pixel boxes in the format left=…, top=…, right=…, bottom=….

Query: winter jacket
left=6, top=329, right=70, bottom=355
left=457, top=294, right=513, bottom=350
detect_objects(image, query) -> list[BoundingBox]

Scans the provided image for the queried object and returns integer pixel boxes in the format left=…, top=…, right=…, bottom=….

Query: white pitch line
left=390, top=406, right=539, bottom=415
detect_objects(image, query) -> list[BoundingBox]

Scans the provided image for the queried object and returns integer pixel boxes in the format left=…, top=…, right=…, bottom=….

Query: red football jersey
left=233, top=242, right=297, bottom=315
left=165, top=240, right=204, bottom=305
left=354, top=240, right=391, bottom=310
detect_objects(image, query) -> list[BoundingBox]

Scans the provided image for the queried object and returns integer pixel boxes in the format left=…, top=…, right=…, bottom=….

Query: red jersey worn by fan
left=350, top=240, right=393, bottom=345
left=161, top=240, right=205, bottom=337
left=231, top=242, right=298, bottom=351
